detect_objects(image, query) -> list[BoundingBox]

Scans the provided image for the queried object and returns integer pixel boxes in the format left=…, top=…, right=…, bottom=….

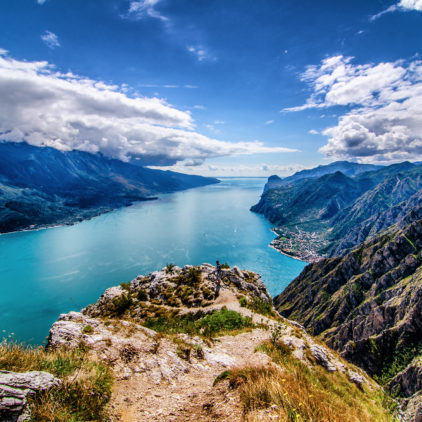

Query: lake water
left=0, top=178, right=306, bottom=345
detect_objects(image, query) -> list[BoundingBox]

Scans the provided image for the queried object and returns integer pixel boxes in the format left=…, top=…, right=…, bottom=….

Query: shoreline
left=269, top=228, right=324, bottom=264
left=268, top=242, right=309, bottom=263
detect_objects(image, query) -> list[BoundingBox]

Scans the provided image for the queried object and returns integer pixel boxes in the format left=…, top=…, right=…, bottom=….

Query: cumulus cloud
left=285, top=55, right=422, bottom=163
left=0, top=51, right=295, bottom=165
left=308, top=129, right=319, bottom=135
left=41, top=31, right=60, bottom=49
left=127, top=0, right=167, bottom=21
left=370, top=0, right=422, bottom=20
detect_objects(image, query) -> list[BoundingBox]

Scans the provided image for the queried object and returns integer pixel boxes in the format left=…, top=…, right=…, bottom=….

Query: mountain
left=0, top=264, right=396, bottom=421
left=263, top=161, right=382, bottom=192
left=0, top=142, right=218, bottom=233
left=251, top=161, right=422, bottom=260
left=274, top=216, right=422, bottom=420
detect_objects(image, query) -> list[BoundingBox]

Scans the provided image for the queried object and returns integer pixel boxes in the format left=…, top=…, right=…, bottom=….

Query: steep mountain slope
left=0, top=142, right=218, bottom=233
left=263, top=161, right=381, bottom=192
left=252, top=162, right=422, bottom=260
left=274, top=217, right=422, bottom=420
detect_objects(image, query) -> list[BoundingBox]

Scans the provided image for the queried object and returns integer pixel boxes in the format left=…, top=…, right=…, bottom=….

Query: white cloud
left=214, top=120, right=225, bottom=125
left=127, top=0, right=167, bottom=21
left=41, top=31, right=60, bottom=49
left=398, top=0, right=422, bottom=11
left=193, top=105, right=205, bottom=110
left=148, top=162, right=306, bottom=177
left=187, top=45, right=216, bottom=62
left=286, top=55, right=422, bottom=163
left=370, top=0, right=422, bottom=20
left=308, top=129, right=319, bottom=135
left=0, top=52, right=295, bottom=166
left=265, top=120, right=274, bottom=125
left=37, top=0, right=47, bottom=4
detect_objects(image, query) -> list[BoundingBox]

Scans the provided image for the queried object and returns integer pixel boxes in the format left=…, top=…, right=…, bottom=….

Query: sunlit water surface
left=0, top=178, right=306, bottom=344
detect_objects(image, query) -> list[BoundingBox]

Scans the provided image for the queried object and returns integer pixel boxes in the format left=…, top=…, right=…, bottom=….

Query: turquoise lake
left=0, top=178, right=306, bottom=345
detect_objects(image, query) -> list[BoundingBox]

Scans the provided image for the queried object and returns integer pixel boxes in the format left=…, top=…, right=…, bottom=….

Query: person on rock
left=214, top=260, right=222, bottom=299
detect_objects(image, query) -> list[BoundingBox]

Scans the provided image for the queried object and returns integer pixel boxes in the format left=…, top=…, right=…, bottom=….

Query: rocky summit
left=12, top=263, right=388, bottom=422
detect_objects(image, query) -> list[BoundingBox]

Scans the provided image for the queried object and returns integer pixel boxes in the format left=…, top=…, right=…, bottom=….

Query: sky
left=0, top=0, right=421, bottom=177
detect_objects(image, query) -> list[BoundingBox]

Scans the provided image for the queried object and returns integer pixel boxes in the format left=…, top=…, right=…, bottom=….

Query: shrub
left=221, top=262, right=230, bottom=269
left=119, top=282, right=131, bottom=291
left=82, top=325, right=94, bottom=334
left=112, top=292, right=133, bottom=316
left=165, top=263, right=175, bottom=273
left=136, top=289, right=148, bottom=301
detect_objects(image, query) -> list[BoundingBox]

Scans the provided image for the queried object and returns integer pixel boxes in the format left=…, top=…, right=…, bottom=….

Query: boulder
left=0, top=370, right=61, bottom=422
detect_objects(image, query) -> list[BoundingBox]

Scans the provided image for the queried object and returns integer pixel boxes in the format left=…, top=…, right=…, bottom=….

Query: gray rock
left=0, top=370, right=61, bottom=422
left=348, top=370, right=364, bottom=386
left=310, top=345, right=336, bottom=371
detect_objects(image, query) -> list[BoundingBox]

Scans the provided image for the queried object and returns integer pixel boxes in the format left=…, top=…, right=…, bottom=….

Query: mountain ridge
left=0, top=142, right=219, bottom=233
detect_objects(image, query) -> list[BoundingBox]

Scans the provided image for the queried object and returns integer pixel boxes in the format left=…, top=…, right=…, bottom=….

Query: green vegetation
left=239, top=295, right=277, bottom=318
left=0, top=342, right=113, bottom=421
left=165, top=263, right=175, bottom=273
left=82, top=325, right=94, bottom=334
left=221, top=262, right=230, bottom=269
left=112, top=292, right=133, bottom=316
left=215, top=340, right=395, bottom=422
left=144, top=307, right=254, bottom=338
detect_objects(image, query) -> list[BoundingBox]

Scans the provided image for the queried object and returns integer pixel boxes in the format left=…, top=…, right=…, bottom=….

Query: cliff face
left=274, top=219, right=422, bottom=420
left=42, top=264, right=392, bottom=422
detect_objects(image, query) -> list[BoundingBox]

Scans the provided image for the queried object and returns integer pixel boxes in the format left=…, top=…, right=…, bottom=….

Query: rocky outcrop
left=0, top=370, right=61, bottom=422
left=274, top=220, right=422, bottom=421
left=83, top=263, right=271, bottom=320
left=45, top=263, right=379, bottom=421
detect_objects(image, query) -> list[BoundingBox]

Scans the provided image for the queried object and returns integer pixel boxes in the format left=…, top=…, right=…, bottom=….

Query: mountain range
left=0, top=142, right=218, bottom=233
left=251, top=161, right=422, bottom=259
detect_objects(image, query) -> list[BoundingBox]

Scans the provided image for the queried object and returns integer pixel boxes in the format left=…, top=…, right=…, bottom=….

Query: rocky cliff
left=0, top=264, right=396, bottom=421
left=274, top=219, right=422, bottom=421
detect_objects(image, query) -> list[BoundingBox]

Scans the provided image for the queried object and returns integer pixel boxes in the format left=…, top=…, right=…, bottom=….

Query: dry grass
left=0, top=342, right=113, bottom=421
left=215, top=341, right=396, bottom=422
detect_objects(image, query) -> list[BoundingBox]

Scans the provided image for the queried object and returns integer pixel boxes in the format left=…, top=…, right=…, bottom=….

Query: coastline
left=268, top=242, right=309, bottom=263
left=269, top=228, right=325, bottom=264
left=0, top=199, right=158, bottom=237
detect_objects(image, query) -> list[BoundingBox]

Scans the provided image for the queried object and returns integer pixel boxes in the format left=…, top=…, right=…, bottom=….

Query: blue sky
left=0, top=0, right=421, bottom=176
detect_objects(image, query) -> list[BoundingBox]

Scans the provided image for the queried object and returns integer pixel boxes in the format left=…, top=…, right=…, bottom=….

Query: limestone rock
left=0, top=370, right=61, bottom=422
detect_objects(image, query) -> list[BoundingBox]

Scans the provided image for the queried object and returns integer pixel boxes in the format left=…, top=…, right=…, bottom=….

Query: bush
left=136, top=289, right=148, bottom=301
left=112, top=292, right=133, bottom=316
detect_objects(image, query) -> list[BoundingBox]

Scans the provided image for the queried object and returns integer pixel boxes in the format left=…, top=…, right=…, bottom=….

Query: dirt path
left=111, top=289, right=272, bottom=421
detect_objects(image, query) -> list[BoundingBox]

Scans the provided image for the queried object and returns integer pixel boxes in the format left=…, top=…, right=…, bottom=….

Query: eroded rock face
left=274, top=220, right=422, bottom=421
left=0, top=370, right=61, bottom=422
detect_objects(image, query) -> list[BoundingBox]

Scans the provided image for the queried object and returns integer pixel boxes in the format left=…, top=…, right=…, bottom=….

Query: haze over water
left=0, top=178, right=305, bottom=345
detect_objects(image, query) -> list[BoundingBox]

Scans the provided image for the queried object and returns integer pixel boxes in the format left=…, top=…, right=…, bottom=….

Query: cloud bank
left=0, top=51, right=294, bottom=166
left=285, top=55, right=422, bottom=163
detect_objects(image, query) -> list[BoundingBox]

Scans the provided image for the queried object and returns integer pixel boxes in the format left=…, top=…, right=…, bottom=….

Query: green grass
left=0, top=342, right=113, bottom=421
left=144, top=307, right=254, bottom=338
